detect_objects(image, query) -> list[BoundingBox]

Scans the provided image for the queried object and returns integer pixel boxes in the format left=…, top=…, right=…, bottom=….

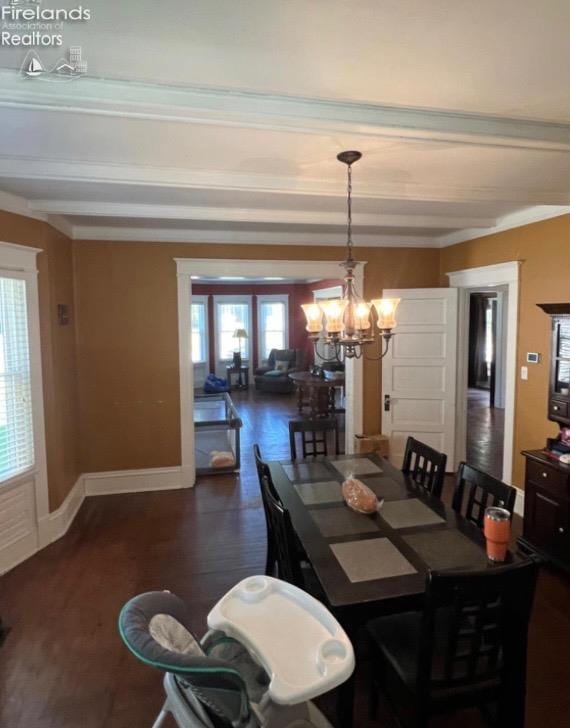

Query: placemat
left=331, top=457, right=383, bottom=478
left=294, top=480, right=343, bottom=506
left=403, top=529, right=489, bottom=570
left=282, top=462, right=332, bottom=482
left=331, top=538, right=417, bottom=583
left=309, top=506, right=380, bottom=538
left=379, top=499, right=445, bottom=529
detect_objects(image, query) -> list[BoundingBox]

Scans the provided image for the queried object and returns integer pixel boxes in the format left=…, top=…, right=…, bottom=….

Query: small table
left=226, top=365, right=249, bottom=391
left=288, top=371, right=344, bottom=417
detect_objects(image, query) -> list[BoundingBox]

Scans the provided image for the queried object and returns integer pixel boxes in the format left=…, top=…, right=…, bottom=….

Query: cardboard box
left=354, top=434, right=389, bottom=457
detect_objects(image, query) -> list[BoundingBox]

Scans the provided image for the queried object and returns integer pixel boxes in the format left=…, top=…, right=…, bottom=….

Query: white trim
left=0, top=190, right=47, bottom=222
left=1, top=71, right=569, bottom=151
left=256, top=293, right=289, bottom=364
left=438, top=206, right=570, bottom=247
left=447, top=261, right=520, bottom=485
left=37, top=475, right=85, bottom=548
left=213, top=294, right=253, bottom=363
left=514, top=486, right=525, bottom=518
left=83, top=466, right=184, bottom=496
left=178, top=272, right=196, bottom=488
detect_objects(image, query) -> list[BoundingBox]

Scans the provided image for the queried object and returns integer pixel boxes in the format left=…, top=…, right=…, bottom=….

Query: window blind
left=259, top=301, right=286, bottom=360
left=191, top=302, right=207, bottom=363
left=217, top=302, right=249, bottom=359
left=0, top=277, right=34, bottom=481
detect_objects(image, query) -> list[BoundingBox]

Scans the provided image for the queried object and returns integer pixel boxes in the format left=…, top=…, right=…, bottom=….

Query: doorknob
left=384, top=394, right=391, bottom=412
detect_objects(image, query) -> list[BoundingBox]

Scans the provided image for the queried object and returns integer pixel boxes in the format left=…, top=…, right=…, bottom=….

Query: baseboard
left=37, top=475, right=85, bottom=548
left=514, top=486, right=525, bottom=518
left=83, top=466, right=184, bottom=496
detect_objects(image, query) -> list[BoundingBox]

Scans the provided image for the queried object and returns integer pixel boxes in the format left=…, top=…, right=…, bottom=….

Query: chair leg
left=152, top=702, right=170, bottom=728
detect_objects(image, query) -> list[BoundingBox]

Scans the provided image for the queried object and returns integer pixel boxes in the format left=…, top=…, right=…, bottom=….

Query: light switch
left=521, top=366, right=528, bottom=380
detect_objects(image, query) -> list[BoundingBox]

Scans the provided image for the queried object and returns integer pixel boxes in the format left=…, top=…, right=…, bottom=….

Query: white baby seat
left=119, top=575, right=355, bottom=728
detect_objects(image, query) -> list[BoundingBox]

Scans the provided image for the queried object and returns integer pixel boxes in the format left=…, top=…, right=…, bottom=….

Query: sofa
left=254, top=348, right=305, bottom=393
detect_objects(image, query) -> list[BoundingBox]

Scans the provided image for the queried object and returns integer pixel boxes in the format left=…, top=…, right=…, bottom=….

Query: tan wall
left=73, top=241, right=440, bottom=473
left=439, top=214, right=570, bottom=488
left=0, top=211, right=80, bottom=510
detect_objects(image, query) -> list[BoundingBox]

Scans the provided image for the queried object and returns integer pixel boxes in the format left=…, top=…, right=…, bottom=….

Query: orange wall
left=439, top=213, right=570, bottom=487
left=73, top=241, right=440, bottom=473
left=0, top=211, right=80, bottom=510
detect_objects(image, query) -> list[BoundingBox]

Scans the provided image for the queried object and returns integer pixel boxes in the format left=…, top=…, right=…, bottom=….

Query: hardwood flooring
left=466, top=388, right=505, bottom=479
left=1, top=390, right=568, bottom=728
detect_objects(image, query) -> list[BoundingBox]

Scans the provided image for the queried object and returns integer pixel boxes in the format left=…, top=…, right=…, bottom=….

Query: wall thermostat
left=527, top=352, right=540, bottom=364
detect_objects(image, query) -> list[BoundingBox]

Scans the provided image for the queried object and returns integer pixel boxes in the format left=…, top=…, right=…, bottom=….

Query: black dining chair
left=253, top=444, right=280, bottom=577
left=288, top=417, right=339, bottom=461
left=401, top=437, right=447, bottom=499
left=452, top=462, right=517, bottom=529
left=367, top=559, right=540, bottom=728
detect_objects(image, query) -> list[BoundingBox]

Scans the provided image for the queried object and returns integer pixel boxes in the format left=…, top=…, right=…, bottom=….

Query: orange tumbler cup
left=483, top=507, right=511, bottom=562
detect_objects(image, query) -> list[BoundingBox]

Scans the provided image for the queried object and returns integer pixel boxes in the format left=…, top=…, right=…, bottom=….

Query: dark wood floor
left=1, top=389, right=568, bottom=728
left=466, top=388, right=505, bottom=479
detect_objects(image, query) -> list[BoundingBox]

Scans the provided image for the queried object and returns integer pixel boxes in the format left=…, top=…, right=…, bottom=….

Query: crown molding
left=0, top=71, right=569, bottom=152
left=0, top=156, right=567, bottom=206
left=0, top=189, right=46, bottom=222
left=29, top=200, right=497, bottom=231
left=71, top=225, right=436, bottom=247
left=438, top=205, right=570, bottom=247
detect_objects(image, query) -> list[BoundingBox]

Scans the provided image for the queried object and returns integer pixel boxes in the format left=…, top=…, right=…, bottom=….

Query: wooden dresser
left=520, top=450, right=570, bottom=573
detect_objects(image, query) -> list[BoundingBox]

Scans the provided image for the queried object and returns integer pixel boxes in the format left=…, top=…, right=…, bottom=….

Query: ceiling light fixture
left=301, top=151, right=400, bottom=360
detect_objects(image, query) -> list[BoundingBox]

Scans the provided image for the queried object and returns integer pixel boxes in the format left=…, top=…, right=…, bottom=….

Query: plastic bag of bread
left=209, top=451, right=235, bottom=468
left=342, top=476, right=382, bottom=514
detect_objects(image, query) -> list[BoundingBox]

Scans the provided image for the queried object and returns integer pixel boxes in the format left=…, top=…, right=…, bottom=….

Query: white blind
left=259, top=301, right=286, bottom=360
left=217, top=302, right=249, bottom=359
left=0, top=277, right=34, bottom=481
left=191, top=302, right=207, bottom=363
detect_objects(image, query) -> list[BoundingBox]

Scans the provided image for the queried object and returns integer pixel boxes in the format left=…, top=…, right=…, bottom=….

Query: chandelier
left=301, top=150, right=400, bottom=360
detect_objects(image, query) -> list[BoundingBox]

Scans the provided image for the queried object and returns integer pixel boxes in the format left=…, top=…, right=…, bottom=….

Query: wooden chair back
left=253, top=444, right=280, bottom=576
left=263, top=484, right=304, bottom=587
left=288, top=417, right=339, bottom=460
left=402, top=436, right=447, bottom=498
left=452, top=462, right=516, bottom=529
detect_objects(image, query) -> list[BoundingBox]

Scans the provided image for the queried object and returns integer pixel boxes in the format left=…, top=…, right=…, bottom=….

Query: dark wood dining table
left=267, top=452, right=524, bottom=728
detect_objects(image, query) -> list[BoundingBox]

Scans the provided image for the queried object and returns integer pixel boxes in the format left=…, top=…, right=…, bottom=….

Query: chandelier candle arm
left=300, top=150, right=399, bottom=360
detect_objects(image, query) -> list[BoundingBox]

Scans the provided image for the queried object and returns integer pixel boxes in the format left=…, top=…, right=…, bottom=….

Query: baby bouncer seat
left=119, top=575, right=354, bottom=728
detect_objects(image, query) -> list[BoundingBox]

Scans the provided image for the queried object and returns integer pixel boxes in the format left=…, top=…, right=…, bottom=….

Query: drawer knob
left=559, top=527, right=565, bottom=534
left=554, top=405, right=559, bottom=411
left=542, top=471, right=548, bottom=478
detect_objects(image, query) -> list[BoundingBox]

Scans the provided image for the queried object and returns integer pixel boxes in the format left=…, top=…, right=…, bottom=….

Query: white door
left=382, top=288, right=458, bottom=471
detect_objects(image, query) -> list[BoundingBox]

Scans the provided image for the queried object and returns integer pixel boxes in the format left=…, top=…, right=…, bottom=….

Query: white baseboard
left=37, top=475, right=85, bottom=548
left=83, top=466, right=184, bottom=496
left=514, top=486, right=525, bottom=518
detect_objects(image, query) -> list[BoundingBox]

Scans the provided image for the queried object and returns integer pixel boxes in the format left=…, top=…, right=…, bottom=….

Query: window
left=258, top=295, right=289, bottom=362
left=0, top=276, right=34, bottom=480
left=190, top=296, right=208, bottom=364
left=214, top=296, right=252, bottom=361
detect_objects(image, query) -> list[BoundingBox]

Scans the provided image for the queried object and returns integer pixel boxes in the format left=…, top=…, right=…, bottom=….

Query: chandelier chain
left=346, top=162, right=353, bottom=254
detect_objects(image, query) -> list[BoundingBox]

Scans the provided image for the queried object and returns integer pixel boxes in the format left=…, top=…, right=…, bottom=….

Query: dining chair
left=263, top=482, right=306, bottom=589
left=452, top=462, right=517, bottom=529
left=367, top=558, right=540, bottom=728
left=253, top=444, right=280, bottom=577
left=401, top=437, right=447, bottom=499
left=288, top=417, right=339, bottom=461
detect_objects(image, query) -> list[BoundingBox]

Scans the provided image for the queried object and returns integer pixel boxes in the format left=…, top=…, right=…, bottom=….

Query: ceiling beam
left=29, top=200, right=497, bottom=230
left=1, top=157, right=568, bottom=206
left=0, top=71, right=569, bottom=152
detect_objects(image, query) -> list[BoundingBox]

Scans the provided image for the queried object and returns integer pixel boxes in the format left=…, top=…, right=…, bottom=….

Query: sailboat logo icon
left=22, top=51, right=46, bottom=77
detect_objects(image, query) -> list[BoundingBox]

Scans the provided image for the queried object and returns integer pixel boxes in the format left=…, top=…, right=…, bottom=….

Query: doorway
left=176, top=258, right=365, bottom=487
left=466, top=289, right=507, bottom=479
left=447, top=262, right=520, bottom=487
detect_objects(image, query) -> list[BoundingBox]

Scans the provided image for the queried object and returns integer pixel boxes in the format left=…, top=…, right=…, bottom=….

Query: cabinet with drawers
left=520, top=450, right=570, bottom=572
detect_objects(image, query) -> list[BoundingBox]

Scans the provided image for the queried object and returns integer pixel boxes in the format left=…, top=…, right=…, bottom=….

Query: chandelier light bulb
left=301, top=303, right=323, bottom=333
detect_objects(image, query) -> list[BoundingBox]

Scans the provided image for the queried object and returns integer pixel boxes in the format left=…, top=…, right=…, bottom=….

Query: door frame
left=447, top=261, right=520, bottom=484
left=175, top=257, right=365, bottom=487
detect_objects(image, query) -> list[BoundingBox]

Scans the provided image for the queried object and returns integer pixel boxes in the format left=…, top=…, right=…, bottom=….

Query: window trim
left=190, top=294, right=209, bottom=365
left=213, top=295, right=253, bottom=363
left=257, top=294, right=289, bottom=365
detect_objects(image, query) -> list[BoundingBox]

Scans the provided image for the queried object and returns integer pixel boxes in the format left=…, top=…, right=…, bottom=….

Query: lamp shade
left=233, top=328, right=248, bottom=339
left=371, top=298, right=400, bottom=330
left=301, top=303, right=323, bottom=333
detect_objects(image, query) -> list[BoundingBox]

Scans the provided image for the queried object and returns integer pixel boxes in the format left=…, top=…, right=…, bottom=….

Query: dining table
left=267, top=451, right=525, bottom=728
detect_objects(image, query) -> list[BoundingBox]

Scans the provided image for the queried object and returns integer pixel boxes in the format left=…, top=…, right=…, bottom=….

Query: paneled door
left=381, top=288, right=458, bottom=470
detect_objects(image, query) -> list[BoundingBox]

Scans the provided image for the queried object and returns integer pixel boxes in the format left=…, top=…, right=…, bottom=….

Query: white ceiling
left=0, top=0, right=568, bottom=246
